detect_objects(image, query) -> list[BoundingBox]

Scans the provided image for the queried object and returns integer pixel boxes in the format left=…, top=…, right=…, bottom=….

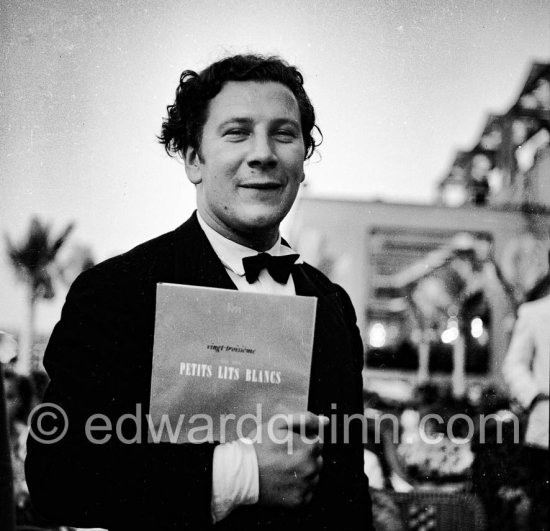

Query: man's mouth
left=240, top=182, right=282, bottom=190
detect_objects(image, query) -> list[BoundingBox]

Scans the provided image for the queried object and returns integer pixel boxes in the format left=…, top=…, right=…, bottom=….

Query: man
left=26, top=54, right=373, bottom=530
left=503, top=264, right=549, bottom=530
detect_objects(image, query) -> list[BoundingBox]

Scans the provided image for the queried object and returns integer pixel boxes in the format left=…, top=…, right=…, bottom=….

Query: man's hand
left=248, top=412, right=328, bottom=508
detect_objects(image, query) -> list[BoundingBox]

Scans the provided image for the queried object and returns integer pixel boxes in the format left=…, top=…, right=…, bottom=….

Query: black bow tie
left=242, top=253, right=299, bottom=284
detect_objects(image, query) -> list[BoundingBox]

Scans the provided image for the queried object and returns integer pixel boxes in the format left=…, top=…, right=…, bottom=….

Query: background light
left=369, top=322, right=387, bottom=348
left=441, top=327, right=460, bottom=344
left=471, top=317, right=484, bottom=338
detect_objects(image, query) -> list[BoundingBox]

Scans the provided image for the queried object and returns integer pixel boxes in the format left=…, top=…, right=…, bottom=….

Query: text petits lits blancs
left=179, top=362, right=282, bottom=384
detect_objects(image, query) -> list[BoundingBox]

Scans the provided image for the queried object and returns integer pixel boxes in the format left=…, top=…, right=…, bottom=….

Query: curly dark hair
left=159, top=54, right=321, bottom=160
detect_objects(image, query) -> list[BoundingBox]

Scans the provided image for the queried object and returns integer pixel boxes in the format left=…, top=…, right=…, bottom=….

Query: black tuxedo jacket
left=26, top=213, right=373, bottom=530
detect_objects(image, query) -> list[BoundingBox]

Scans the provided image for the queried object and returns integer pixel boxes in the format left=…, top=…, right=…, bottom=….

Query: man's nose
left=246, top=134, right=277, bottom=169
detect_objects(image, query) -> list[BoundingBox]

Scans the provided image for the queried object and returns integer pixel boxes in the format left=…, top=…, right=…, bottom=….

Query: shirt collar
left=196, top=211, right=301, bottom=277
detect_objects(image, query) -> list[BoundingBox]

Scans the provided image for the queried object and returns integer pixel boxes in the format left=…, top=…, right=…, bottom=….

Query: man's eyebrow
left=217, top=117, right=301, bottom=128
left=218, top=117, right=253, bottom=128
left=272, top=118, right=301, bottom=129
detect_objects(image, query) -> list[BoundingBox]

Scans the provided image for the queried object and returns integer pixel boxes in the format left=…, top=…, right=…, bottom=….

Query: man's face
left=185, top=80, right=306, bottom=250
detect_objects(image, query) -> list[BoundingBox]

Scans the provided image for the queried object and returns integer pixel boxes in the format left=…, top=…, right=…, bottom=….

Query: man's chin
left=240, top=213, right=285, bottom=234
left=229, top=213, right=286, bottom=248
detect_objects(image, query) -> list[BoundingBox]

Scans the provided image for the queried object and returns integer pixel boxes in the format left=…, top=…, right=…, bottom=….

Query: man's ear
left=300, top=172, right=306, bottom=184
left=183, top=147, right=202, bottom=185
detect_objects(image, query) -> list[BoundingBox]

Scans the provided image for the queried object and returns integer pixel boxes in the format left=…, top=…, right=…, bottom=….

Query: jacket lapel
left=291, top=264, right=317, bottom=297
left=171, top=212, right=237, bottom=290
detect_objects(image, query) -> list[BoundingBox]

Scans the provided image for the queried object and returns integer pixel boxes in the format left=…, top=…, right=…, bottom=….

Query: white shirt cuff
left=210, top=437, right=259, bottom=523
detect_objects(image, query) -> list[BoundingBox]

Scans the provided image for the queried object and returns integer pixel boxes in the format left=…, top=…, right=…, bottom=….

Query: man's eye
left=225, top=129, right=249, bottom=138
left=274, top=130, right=296, bottom=140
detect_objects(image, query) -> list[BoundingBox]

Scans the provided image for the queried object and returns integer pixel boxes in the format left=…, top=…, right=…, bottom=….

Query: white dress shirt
left=196, top=212, right=301, bottom=522
left=503, top=294, right=550, bottom=448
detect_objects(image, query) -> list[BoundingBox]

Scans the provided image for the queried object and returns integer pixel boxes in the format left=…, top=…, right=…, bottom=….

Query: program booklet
left=148, top=283, right=317, bottom=443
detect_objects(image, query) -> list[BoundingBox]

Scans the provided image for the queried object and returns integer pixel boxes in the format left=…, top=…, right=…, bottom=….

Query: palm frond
left=5, top=217, right=75, bottom=301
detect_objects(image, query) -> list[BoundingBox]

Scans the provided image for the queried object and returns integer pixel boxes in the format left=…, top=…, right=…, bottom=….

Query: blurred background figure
left=502, top=253, right=550, bottom=531
left=363, top=391, right=411, bottom=531
left=1, top=363, right=58, bottom=529
left=5, top=371, right=32, bottom=490
left=3, top=367, right=33, bottom=522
